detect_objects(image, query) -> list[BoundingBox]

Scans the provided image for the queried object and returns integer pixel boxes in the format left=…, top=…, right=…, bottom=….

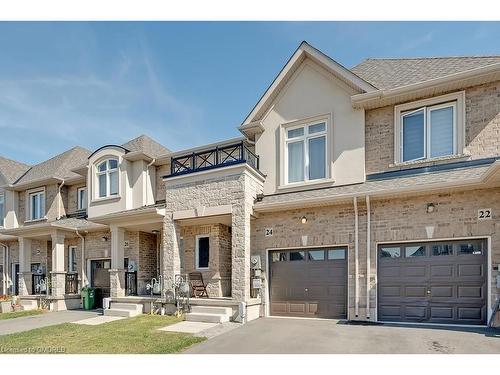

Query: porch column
left=18, top=237, right=32, bottom=296
left=231, top=201, right=252, bottom=302
left=162, top=213, right=181, bottom=295
left=50, top=231, right=66, bottom=298
left=109, top=226, right=125, bottom=297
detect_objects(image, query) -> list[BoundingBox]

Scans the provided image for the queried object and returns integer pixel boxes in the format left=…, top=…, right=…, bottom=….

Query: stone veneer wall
left=180, top=223, right=232, bottom=297
left=365, top=81, right=500, bottom=174
left=252, top=186, right=500, bottom=321
left=163, top=167, right=264, bottom=302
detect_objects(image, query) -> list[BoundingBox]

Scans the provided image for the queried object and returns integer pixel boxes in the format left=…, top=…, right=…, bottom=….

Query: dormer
left=87, top=135, right=170, bottom=219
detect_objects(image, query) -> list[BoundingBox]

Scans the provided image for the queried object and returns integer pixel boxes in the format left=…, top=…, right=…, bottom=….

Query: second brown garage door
left=378, top=239, right=487, bottom=325
left=269, top=247, right=347, bottom=319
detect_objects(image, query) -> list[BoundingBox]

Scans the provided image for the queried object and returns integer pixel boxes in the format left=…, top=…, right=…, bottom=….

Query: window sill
left=90, top=195, right=121, bottom=204
left=277, top=178, right=335, bottom=192
left=390, top=154, right=470, bottom=170
left=196, top=267, right=209, bottom=271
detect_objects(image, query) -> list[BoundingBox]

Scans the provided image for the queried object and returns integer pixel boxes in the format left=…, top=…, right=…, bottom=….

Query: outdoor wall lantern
left=426, top=203, right=435, bottom=214
left=101, top=235, right=108, bottom=242
left=301, top=216, right=307, bottom=224
left=152, top=230, right=160, bottom=235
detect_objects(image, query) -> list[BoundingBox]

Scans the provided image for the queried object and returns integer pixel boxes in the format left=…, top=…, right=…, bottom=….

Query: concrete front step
left=20, top=300, right=38, bottom=311
left=110, top=303, right=143, bottom=313
left=190, top=306, right=232, bottom=316
left=104, top=308, right=141, bottom=318
left=185, top=312, right=230, bottom=323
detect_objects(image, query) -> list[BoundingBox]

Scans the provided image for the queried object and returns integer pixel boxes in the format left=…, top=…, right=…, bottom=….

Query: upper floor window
left=96, top=159, right=118, bottom=198
left=285, top=121, right=327, bottom=184
left=29, top=190, right=45, bottom=220
left=0, top=193, right=4, bottom=227
left=77, top=187, right=87, bottom=210
left=395, top=92, right=464, bottom=164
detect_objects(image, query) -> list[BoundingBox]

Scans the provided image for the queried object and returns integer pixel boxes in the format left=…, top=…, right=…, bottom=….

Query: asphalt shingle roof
left=351, top=56, right=500, bottom=90
left=14, top=146, right=91, bottom=186
left=0, top=156, right=31, bottom=184
left=255, top=164, right=491, bottom=209
left=122, top=134, right=171, bottom=158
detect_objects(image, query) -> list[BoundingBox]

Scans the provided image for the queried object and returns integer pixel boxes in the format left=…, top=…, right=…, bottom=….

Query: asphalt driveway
left=0, top=309, right=101, bottom=336
left=185, top=317, right=500, bottom=354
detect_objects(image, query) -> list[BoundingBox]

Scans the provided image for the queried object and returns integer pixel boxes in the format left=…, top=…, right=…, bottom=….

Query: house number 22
left=265, top=228, right=273, bottom=237
left=478, top=209, right=492, bottom=220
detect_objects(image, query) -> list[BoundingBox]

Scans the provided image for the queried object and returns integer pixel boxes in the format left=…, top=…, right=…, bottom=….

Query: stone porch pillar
left=18, top=237, right=32, bottom=296
left=110, top=226, right=125, bottom=297
left=50, top=231, right=66, bottom=298
left=162, top=213, right=181, bottom=296
left=231, top=201, right=252, bottom=302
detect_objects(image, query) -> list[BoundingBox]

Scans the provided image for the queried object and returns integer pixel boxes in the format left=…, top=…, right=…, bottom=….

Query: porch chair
left=188, top=272, right=209, bottom=298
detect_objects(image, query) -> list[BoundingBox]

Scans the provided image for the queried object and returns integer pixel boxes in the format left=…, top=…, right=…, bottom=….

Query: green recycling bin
left=82, top=287, right=95, bottom=310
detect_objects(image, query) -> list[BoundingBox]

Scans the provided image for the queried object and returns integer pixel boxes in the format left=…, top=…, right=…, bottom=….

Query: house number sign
left=265, top=228, right=273, bottom=237
left=478, top=208, right=492, bottom=220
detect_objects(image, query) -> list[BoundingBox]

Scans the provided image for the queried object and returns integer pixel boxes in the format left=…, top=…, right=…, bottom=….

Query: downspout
left=353, top=196, right=359, bottom=318
left=366, top=195, right=371, bottom=319
left=57, top=180, right=65, bottom=220
left=75, top=230, right=86, bottom=290
left=145, top=159, right=156, bottom=205
left=0, top=243, right=7, bottom=295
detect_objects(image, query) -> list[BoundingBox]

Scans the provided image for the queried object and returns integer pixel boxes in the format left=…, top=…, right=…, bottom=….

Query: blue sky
left=1, top=21, right=500, bottom=164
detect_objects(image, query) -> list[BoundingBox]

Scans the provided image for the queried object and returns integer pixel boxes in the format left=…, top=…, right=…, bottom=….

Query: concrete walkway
left=0, top=310, right=102, bottom=336
left=184, top=317, right=500, bottom=354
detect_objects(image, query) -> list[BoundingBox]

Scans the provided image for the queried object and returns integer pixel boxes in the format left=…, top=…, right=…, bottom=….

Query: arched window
left=96, top=159, right=119, bottom=198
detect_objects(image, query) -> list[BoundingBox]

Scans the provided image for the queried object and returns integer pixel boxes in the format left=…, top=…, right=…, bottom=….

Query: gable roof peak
left=121, top=134, right=171, bottom=158
left=240, top=41, right=375, bottom=128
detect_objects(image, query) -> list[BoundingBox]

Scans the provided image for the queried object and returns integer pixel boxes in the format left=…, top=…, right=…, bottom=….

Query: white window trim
left=77, top=187, right=87, bottom=211
left=280, top=114, right=332, bottom=187
left=68, top=246, right=77, bottom=273
left=26, top=188, right=46, bottom=222
left=394, top=91, right=465, bottom=165
left=0, top=192, right=4, bottom=228
left=195, top=234, right=210, bottom=270
left=95, top=158, right=119, bottom=199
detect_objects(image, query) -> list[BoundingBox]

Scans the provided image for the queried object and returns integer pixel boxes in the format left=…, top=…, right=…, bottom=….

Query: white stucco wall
left=87, top=147, right=155, bottom=219
left=255, top=58, right=366, bottom=195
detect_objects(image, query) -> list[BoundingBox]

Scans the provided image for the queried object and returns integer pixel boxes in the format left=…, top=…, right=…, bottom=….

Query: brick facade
left=251, top=187, right=500, bottom=320
left=180, top=223, right=232, bottom=297
left=365, top=80, right=500, bottom=174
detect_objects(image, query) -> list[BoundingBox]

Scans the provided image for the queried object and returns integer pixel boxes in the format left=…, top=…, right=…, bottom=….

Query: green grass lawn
left=0, top=309, right=44, bottom=320
left=0, top=315, right=205, bottom=354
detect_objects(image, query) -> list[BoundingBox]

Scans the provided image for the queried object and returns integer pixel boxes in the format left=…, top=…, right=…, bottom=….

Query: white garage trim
left=374, top=235, right=491, bottom=327
left=264, top=244, right=350, bottom=319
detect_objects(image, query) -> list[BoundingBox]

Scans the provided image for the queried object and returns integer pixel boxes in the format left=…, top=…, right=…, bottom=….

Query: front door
left=12, top=263, right=19, bottom=295
left=91, top=259, right=111, bottom=308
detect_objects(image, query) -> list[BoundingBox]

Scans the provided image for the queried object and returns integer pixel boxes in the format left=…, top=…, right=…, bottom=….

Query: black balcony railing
left=169, top=141, right=260, bottom=177
left=65, top=273, right=79, bottom=295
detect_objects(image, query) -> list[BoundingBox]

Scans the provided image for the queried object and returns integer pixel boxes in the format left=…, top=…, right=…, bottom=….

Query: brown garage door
left=378, top=239, right=487, bottom=325
left=269, top=247, right=347, bottom=319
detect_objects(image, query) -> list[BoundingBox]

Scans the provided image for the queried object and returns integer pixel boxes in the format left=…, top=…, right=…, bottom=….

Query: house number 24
left=478, top=209, right=492, bottom=220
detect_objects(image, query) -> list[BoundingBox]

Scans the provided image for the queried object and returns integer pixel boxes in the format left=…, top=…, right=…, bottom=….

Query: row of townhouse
left=1, top=41, right=500, bottom=325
